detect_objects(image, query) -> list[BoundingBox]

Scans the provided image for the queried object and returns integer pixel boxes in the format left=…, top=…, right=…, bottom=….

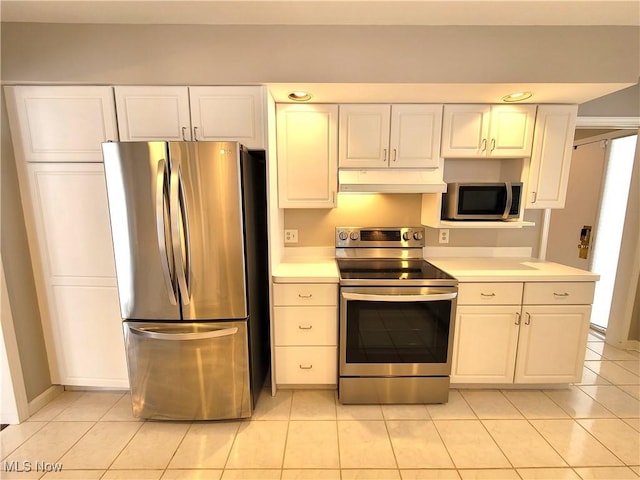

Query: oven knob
left=350, top=232, right=359, bottom=240
left=338, top=231, right=348, bottom=241
left=402, top=232, right=411, bottom=241
left=413, top=231, right=424, bottom=240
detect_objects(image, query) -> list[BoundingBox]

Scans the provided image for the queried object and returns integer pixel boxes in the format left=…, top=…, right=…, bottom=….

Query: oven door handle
left=342, top=292, right=457, bottom=302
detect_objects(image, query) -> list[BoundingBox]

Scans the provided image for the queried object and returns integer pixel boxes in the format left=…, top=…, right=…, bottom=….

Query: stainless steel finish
left=342, top=290, right=457, bottom=303
left=103, top=141, right=270, bottom=421
left=155, top=158, right=177, bottom=306
left=130, top=325, right=239, bottom=341
left=103, top=142, right=181, bottom=320
left=336, top=226, right=458, bottom=405
left=442, top=182, right=523, bottom=221
left=339, top=376, right=450, bottom=404
left=339, top=286, right=458, bottom=377
left=124, top=320, right=251, bottom=420
left=502, top=181, right=513, bottom=219
left=169, top=142, right=248, bottom=320
left=336, top=227, right=426, bottom=249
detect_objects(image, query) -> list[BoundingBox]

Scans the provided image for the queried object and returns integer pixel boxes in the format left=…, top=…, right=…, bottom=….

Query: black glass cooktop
left=337, top=259, right=455, bottom=282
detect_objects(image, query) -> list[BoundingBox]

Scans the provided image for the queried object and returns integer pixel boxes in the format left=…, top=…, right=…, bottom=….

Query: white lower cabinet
left=452, top=281, right=594, bottom=385
left=25, top=163, right=128, bottom=387
left=273, top=283, right=338, bottom=386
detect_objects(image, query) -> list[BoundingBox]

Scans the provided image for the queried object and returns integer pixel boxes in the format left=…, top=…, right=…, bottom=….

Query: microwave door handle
left=503, top=181, right=513, bottom=219
left=342, top=292, right=458, bottom=302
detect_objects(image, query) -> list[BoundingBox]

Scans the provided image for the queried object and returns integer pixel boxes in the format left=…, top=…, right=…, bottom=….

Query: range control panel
left=335, top=227, right=425, bottom=248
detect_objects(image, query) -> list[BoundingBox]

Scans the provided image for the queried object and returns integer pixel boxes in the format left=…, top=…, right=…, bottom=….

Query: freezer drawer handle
left=130, top=326, right=239, bottom=341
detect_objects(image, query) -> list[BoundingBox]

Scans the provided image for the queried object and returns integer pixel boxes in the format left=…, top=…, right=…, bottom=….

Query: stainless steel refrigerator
left=102, top=141, right=269, bottom=421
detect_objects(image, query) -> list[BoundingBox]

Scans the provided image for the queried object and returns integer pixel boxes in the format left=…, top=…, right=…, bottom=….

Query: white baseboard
left=27, top=385, right=63, bottom=417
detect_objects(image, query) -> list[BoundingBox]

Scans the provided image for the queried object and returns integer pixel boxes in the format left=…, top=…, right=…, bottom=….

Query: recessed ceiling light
left=288, top=91, right=312, bottom=102
left=501, top=91, right=533, bottom=102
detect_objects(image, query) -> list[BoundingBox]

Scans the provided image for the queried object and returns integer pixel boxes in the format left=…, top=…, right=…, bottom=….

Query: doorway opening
left=590, top=134, right=637, bottom=332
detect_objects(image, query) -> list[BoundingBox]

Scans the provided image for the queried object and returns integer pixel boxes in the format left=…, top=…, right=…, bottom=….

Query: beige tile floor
left=1, top=331, right=639, bottom=480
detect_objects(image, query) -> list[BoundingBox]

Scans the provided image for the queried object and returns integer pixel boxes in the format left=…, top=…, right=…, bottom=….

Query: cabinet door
left=441, top=105, right=490, bottom=158
left=515, top=305, right=591, bottom=384
left=52, top=285, right=127, bottom=387
left=4, top=86, right=118, bottom=162
left=526, top=105, right=578, bottom=208
left=451, top=306, right=520, bottom=384
left=189, top=86, right=266, bottom=149
left=276, top=104, right=338, bottom=208
left=390, top=104, right=443, bottom=168
left=27, top=163, right=127, bottom=387
left=114, top=86, right=192, bottom=141
left=488, top=105, right=537, bottom=158
left=339, top=104, right=391, bottom=168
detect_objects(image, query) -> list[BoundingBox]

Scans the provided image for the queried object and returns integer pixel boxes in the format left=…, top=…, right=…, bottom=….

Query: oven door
left=339, top=286, right=457, bottom=377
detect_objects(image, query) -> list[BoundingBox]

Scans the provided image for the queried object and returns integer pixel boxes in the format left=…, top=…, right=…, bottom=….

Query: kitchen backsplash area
left=283, top=193, right=543, bottom=255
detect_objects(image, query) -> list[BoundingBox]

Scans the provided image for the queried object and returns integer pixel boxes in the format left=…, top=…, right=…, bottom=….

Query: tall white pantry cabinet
left=4, top=86, right=128, bottom=388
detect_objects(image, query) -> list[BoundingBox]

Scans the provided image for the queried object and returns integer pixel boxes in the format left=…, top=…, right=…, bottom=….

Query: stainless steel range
left=336, top=226, right=458, bottom=404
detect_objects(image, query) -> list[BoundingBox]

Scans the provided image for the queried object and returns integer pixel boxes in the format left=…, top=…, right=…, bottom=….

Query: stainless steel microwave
left=442, top=182, right=523, bottom=220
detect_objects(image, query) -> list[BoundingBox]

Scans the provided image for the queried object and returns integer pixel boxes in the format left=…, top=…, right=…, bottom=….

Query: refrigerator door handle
left=129, top=325, right=239, bottom=341
left=170, top=162, right=192, bottom=304
left=155, top=158, right=177, bottom=305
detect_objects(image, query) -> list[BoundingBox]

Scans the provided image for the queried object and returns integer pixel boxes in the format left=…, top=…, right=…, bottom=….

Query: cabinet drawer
left=457, top=283, right=523, bottom=305
left=275, top=346, right=337, bottom=385
left=274, top=306, right=338, bottom=346
left=523, top=282, right=595, bottom=305
left=273, top=283, right=337, bottom=306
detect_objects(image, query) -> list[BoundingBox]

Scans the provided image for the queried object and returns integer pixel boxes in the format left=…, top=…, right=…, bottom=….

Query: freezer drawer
left=124, top=320, right=251, bottom=420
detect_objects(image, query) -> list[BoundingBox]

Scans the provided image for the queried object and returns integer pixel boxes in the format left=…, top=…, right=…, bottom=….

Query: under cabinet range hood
left=338, top=169, right=447, bottom=193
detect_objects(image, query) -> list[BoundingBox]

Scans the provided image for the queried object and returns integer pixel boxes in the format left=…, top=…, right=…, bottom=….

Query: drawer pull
left=515, top=312, right=521, bottom=325
left=553, top=292, right=570, bottom=297
left=299, top=364, right=313, bottom=370
left=524, top=312, right=531, bottom=325
left=298, top=293, right=313, bottom=298
left=298, top=325, right=313, bottom=330
left=480, top=293, right=496, bottom=297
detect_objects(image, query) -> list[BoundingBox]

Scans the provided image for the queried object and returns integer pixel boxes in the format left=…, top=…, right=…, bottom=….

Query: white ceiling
left=2, top=0, right=639, bottom=26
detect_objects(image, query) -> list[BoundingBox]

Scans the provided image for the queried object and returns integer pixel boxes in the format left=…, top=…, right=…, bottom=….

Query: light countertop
left=272, top=251, right=339, bottom=283
left=272, top=253, right=598, bottom=284
left=427, top=257, right=600, bottom=282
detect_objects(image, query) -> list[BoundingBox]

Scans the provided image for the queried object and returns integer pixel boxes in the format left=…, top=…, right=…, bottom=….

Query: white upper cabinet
left=114, top=85, right=267, bottom=149
left=276, top=104, right=338, bottom=208
left=339, top=104, right=443, bottom=168
left=115, top=86, right=192, bottom=141
left=441, top=104, right=537, bottom=158
left=189, top=86, right=266, bottom=149
left=526, top=105, right=578, bottom=209
left=4, top=85, right=118, bottom=162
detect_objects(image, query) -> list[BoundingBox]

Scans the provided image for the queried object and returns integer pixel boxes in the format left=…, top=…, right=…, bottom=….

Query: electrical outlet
left=284, top=229, right=299, bottom=244
left=439, top=229, right=450, bottom=244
